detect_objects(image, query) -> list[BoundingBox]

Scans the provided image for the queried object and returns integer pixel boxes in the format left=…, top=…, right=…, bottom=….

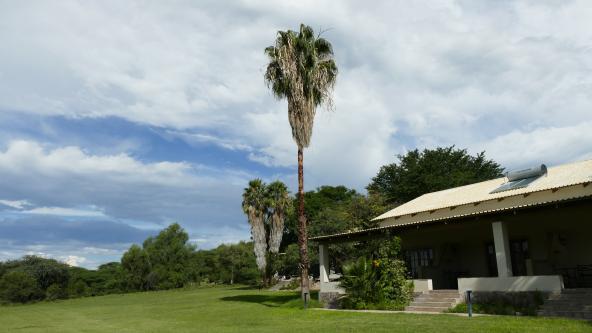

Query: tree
left=368, top=146, right=504, bottom=205
left=0, top=270, right=41, bottom=303
left=265, top=25, right=338, bottom=300
left=242, top=179, right=290, bottom=286
left=121, top=244, right=151, bottom=291
left=242, top=179, right=268, bottom=279
left=266, top=181, right=290, bottom=254
left=142, top=223, right=195, bottom=290
left=20, top=256, right=69, bottom=292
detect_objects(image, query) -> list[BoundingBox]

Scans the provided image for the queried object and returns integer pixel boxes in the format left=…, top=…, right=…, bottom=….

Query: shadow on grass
left=220, top=292, right=316, bottom=308
left=227, top=286, right=259, bottom=291
left=220, top=294, right=299, bottom=307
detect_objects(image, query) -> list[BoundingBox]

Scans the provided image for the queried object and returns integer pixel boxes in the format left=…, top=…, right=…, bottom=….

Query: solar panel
left=489, top=176, right=540, bottom=194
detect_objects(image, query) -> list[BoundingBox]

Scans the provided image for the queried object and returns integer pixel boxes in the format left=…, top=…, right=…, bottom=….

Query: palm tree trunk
left=297, top=147, right=310, bottom=302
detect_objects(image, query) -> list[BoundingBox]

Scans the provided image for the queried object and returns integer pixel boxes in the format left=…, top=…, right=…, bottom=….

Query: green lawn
left=0, top=286, right=590, bottom=333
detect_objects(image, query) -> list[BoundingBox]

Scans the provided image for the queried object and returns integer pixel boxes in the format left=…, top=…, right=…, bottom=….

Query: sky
left=1, top=1, right=591, bottom=269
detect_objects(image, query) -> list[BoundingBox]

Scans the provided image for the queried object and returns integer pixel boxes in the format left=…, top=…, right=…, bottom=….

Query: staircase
left=538, top=289, right=592, bottom=321
left=405, top=289, right=462, bottom=312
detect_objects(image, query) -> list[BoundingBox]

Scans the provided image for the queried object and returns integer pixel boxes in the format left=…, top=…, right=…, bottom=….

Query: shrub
left=0, top=271, right=42, bottom=303
left=339, top=236, right=413, bottom=310
left=68, top=279, right=91, bottom=298
left=21, top=256, right=69, bottom=291
left=279, top=278, right=301, bottom=290
left=447, top=291, right=546, bottom=316
left=46, top=283, right=67, bottom=301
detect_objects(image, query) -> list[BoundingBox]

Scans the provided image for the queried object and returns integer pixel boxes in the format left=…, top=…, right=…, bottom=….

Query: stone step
left=428, top=291, right=460, bottom=295
left=410, top=301, right=455, bottom=307
left=541, top=307, right=592, bottom=312
left=538, top=289, right=592, bottom=320
left=406, top=290, right=461, bottom=313
left=538, top=311, right=592, bottom=320
left=548, top=294, right=592, bottom=299
left=413, top=297, right=459, bottom=303
left=405, top=306, right=450, bottom=312
left=541, top=302, right=592, bottom=308
left=562, top=289, right=592, bottom=294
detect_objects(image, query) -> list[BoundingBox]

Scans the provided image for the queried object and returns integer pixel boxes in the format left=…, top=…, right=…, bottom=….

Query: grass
left=0, top=286, right=590, bottom=333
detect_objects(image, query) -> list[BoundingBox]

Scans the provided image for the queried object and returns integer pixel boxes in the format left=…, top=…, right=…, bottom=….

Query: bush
left=279, top=278, right=301, bottom=290
left=0, top=271, right=42, bottom=303
left=46, top=283, right=67, bottom=301
left=339, top=236, right=413, bottom=310
left=68, top=279, right=91, bottom=298
left=447, top=291, right=545, bottom=316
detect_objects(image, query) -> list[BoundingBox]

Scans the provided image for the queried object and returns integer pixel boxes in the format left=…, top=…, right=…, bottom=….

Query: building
left=313, top=160, right=592, bottom=308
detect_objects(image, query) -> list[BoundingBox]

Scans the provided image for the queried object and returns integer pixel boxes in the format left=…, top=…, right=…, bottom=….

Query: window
left=405, top=248, right=433, bottom=279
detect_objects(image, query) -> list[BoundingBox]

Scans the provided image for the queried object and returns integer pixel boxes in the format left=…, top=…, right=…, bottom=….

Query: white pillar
left=492, top=221, right=513, bottom=277
left=319, top=243, right=329, bottom=283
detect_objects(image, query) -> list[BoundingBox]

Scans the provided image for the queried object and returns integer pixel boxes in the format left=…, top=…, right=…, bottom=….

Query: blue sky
left=1, top=1, right=591, bottom=268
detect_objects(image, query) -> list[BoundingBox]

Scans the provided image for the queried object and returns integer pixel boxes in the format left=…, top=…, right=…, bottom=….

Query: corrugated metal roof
left=310, top=194, right=592, bottom=242
left=373, top=159, right=592, bottom=221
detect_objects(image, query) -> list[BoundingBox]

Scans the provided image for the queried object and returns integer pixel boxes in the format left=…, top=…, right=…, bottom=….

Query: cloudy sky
left=1, top=1, right=591, bottom=268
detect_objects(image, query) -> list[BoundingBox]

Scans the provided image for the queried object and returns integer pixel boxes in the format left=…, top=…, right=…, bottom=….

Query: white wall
left=411, top=279, right=433, bottom=293
left=320, top=281, right=346, bottom=294
left=458, top=275, right=564, bottom=293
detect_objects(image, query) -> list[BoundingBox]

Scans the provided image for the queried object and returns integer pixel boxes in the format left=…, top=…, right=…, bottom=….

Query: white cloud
left=0, top=199, right=30, bottom=210
left=62, top=255, right=87, bottom=267
left=477, top=122, right=592, bottom=169
left=2, top=1, right=592, bottom=187
left=0, top=140, right=251, bottom=230
left=23, top=206, right=106, bottom=218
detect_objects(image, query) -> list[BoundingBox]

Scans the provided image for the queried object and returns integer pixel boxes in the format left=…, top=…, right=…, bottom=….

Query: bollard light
left=466, top=290, right=473, bottom=318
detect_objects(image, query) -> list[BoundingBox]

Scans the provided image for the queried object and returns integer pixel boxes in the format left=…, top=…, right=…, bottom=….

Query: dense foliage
left=340, top=236, right=413, bottom=310
left=367, top=146, right=504, bottom=204
left=282, top=186, right=391, bottom=274
left=192, top=241, right=260, bottom=286
left=0, top=256, right=71, bottom=303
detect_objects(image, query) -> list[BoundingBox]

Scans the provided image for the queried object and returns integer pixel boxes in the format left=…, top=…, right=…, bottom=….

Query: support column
left=319, top=243, right=329, bottom=283
left=492, top=221, right=513, bottom=277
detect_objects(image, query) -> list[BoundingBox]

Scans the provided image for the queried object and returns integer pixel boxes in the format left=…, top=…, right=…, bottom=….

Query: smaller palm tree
left=265, top=181, right=290, bottom=254
left=241, top=179, right=267, bottom=272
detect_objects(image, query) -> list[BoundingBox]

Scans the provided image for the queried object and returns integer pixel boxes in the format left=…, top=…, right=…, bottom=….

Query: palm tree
left=266, top=181, right=290, bottom=254
left=241, top=179, right=268, bottom=277
left=264, top=24, right=338, bottom=300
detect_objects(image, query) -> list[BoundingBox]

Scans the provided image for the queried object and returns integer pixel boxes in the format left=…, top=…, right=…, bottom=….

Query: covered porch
left=316, top=198, right=592, bottom=298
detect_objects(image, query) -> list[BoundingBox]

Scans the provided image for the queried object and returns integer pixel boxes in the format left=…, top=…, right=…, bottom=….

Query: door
left=510, top=239, right=530, bottom=276
left=485, top=243, right=498, bottom=277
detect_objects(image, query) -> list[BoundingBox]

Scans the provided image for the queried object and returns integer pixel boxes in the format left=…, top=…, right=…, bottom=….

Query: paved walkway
left=313, top=308, right=491, bottom=317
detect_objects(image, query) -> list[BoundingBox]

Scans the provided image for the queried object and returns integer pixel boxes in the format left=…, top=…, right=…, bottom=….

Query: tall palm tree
left=264, top=24, right=338, bottom=300
left=265, top=181, right=290, bottom=254
left=241, top=179, right=268, bottom=275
